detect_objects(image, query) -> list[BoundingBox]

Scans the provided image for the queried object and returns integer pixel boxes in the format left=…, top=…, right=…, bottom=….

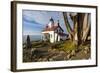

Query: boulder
left=67, top=54, right=71, bottom=59
left=71, top=50, right=76, bottom=56
left=84, top=46, right=90, bottom=54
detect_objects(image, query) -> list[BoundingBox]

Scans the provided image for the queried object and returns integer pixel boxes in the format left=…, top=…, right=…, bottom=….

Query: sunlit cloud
left=22, top=10, right=68, bottom=35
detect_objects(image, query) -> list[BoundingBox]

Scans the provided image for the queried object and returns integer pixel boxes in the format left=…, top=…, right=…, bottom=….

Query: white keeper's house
left=42, top=18, right=68, bottom=43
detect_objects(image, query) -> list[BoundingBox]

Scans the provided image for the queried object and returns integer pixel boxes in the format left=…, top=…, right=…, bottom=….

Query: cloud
left=23, top=20, right=43, bottom=30
left=23, top=15, right=42, bottom=25
left=22, top=10, right=50, bottom=25
left=22, top=10, right=68, bottom=35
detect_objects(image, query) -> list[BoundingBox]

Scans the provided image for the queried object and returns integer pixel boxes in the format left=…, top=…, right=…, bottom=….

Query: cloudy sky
left=22, top=10, right=71, bottom=36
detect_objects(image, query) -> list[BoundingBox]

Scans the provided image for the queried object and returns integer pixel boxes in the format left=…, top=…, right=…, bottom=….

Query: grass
left=54, top=40, right=90, bottom=52
left=50, top=40, right=77, bottom=52
left=61, top=40, right=77, bottom=51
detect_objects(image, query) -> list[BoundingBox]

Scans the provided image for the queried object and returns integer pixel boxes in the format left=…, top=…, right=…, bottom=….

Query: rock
left=53, top=49, right=57, bottom=52
left=75, top=49, right=80, bottom=53
left=48, top=49, right=52, bottom=52
left=71, top=50, right=76, bottom=56
left=64, top=57, right=68, bottom=60
left=67, top=50, right=71, bottom=54
left=84, top=47, right=90, bottom=54
left=84, top=47, right=89, bottom=51
left=60, top=51, right=65, bottom=54
left=84, top=50, right=88, bottom=54
left=38, top=58, right=42, bottom=61
left=42, top=58, right=47, bottom=61
left=31, top=48, right=36, bottom=55
left=52, top=55, right=65, bottom=61
left=67, top=54, right=71, bottom=59
left=49, top=58, right=53, bottom=61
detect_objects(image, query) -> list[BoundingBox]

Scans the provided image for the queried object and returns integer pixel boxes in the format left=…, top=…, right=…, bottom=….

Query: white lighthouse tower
left=48, top=17, right=54, bottom=28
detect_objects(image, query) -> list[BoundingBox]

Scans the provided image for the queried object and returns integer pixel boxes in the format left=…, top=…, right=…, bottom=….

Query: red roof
left=43, top=24, right=63, bottom=32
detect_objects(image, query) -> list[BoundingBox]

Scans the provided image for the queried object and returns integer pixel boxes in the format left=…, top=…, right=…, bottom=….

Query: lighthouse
left=48, top=17, right=54, bottom=28
left=42, top=18, right=68, bottom=43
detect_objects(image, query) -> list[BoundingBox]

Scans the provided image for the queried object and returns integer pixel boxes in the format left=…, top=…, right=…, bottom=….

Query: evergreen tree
left=26, top=35, right=31, bottom=49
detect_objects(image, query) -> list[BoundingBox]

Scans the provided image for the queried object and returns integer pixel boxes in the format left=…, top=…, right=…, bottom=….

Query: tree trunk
left=82, top=13, right=91, bottom=42
left=63, top=12, right=90, bottom=46
left=63, top=12, right=74, bottom=40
